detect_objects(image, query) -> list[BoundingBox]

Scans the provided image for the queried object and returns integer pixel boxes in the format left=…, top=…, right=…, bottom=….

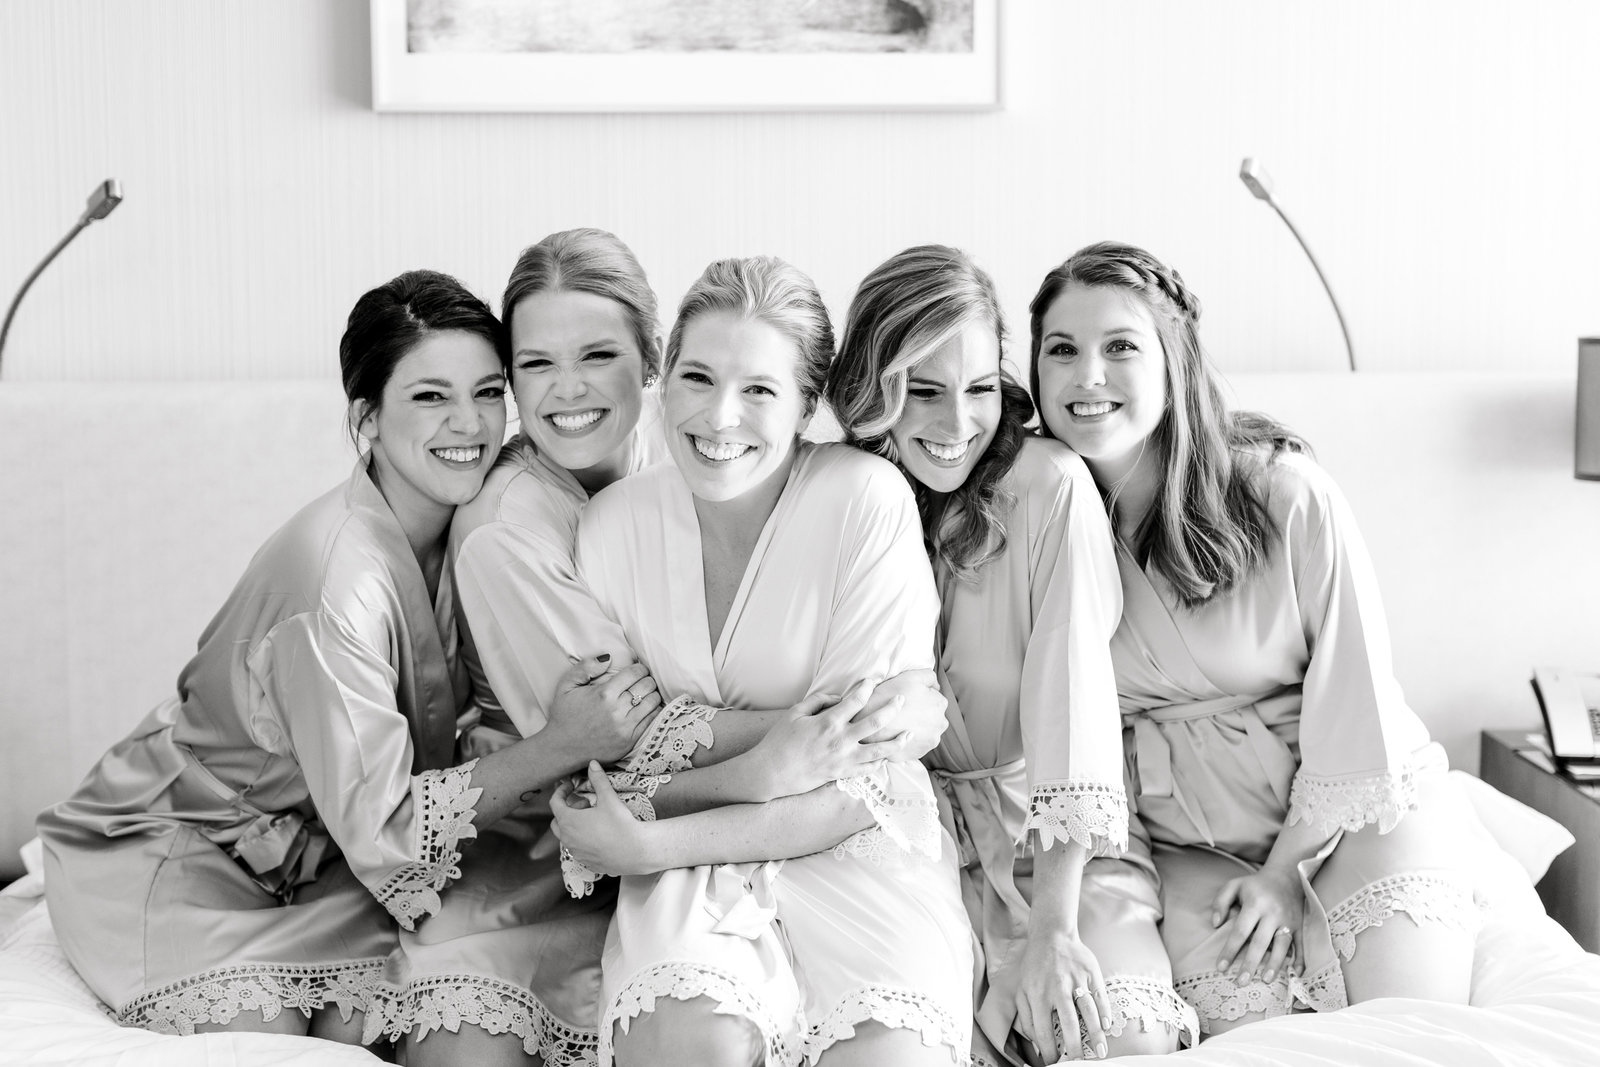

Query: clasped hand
left=550, top=762, right=659, bottom=877
left=546, top=654, right=661, bottom=766
left=746, top=679, right=915, bottom=800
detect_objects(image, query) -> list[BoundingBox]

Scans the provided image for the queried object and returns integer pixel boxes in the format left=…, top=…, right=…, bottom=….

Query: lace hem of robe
left=833, top=769, right=943, bottom=864
left=373, top=760, right=482, bottom=930
left=374, top=973, right=597, bottom=1065
left=1023, top=779, right=1129, bottom=855
left=116, top=958, right=389, bottom=1037
left=1327, top=871, right=1484, bottom=960
left=600, top=961, right=799, bottom=1067
left=803, top=984, right=970, bottom=1064
left=1173, top=970, right=1296, bottom=1032
left=560, top=770, right=668, bottom=897
left=1100, top=975, right=1200, bottom=1048
left=1287, top=746, right=1446, bottom=836
left=624, top=695, right=718, bottom=775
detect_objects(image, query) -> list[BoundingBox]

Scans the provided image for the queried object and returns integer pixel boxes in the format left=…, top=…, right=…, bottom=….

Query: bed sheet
left=0, top=870, right=383, bottom=1066
left=2, top=776, right=1598, bottom=1067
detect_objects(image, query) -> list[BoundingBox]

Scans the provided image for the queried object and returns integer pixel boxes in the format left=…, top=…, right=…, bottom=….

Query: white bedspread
left=3, top=775, right=1598, bottom=1067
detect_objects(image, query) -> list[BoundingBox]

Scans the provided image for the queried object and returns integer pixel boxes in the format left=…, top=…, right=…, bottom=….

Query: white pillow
left=1451, top=770, right=1575, bottom=883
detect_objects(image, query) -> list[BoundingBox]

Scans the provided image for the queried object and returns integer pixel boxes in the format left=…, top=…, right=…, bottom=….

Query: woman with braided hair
left=1026, top=241, right=1482, bottom=1037
left=826, top=245, right=1194, bottom=1064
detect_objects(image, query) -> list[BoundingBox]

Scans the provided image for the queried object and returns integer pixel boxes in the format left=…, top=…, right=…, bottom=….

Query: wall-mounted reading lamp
left=0, top=179, right=124, bottom=378
left=1239, top=159, right=1356, bottom=373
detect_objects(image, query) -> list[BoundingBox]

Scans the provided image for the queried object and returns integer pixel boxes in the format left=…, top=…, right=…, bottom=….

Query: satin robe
left=932, top=437, right=1194, bottom=1063
left=1115, top=451, right=1473, bottom=1025
left=383, top=418, right=665, bottom=1062
left=576, top=442, right=973, bottom=1067
left=36, top=458, right=481, bottom=1039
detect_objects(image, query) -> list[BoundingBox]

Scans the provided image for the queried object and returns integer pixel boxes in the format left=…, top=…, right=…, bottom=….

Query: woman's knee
left=403, top=1022, right=541, bottom=1067
left=611, top=996, right=765, bottom=1067
left=813, top=1020, right=956, bottom=1067
left=1099, top=976, right=1193, bottom=1057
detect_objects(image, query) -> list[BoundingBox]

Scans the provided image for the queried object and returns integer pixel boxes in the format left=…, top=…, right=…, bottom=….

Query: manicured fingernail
left=1217, top=959, right=1229, bottom=971
left=597, top=653, right=611, bottom=663
left=1096, top=1042, right=1107, bottom=1058
left=1263, top=970, right=1275, bottom=982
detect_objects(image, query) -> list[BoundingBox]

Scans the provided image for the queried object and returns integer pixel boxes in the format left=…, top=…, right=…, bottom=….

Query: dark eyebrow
left=401, top=373, right=504, bottom=390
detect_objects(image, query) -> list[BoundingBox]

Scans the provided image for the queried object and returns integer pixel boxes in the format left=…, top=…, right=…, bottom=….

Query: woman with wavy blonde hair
left=1027, top=240, right=1481, bottom=1037
left=552, top=255, right=974, bottom=1067
left=828, top=244, right=1194, bottom=1064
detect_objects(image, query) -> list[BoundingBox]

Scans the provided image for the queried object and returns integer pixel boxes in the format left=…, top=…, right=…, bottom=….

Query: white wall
left=1, top=2, right=1597, bottom=794
left=2, top=0, right=1598, bottom=380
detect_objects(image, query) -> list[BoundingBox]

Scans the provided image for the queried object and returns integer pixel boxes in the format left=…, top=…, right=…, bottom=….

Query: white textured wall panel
left=0, top=0, right=1597, bottom=380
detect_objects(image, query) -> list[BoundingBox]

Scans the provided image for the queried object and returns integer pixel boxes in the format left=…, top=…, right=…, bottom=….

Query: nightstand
left=1480, top=729, right=1600, bottom=952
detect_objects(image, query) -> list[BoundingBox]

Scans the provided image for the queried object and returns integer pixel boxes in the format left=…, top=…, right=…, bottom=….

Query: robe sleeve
left=249, top=611, right=481, bottom=930
left=1282, top=458, right=1435, bottom=837
left=1019, top=462, right=1130, bottom=855
left=454, top=515, right=636, bottom=737
left=812, top=461, right=944, bottom=862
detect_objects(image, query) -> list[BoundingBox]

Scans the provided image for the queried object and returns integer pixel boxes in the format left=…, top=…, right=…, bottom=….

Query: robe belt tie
left=1126, top=692, right=1280, bottom=847
left=703, top=860, right=783, bottom=940
left=174, top=742, right=331, bottom=902
left=931, top=758, right=1031, bottom=930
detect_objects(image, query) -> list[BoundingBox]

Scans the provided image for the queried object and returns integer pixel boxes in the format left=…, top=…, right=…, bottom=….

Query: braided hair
left=1027, top=241, right=1307, bottom=609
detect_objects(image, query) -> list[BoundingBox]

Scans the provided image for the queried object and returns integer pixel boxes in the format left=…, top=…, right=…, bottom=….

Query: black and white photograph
left=3, top=2, right=1600, bottom=1067
left=407, top=0, right=977, bottom=54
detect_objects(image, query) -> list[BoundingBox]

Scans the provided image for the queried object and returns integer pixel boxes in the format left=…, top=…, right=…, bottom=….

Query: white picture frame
left=370, top=0, right=1000, bottom=113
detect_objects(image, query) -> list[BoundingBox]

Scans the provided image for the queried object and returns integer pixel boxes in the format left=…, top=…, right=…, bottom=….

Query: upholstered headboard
left=2, top=374, right=1594, bottom=879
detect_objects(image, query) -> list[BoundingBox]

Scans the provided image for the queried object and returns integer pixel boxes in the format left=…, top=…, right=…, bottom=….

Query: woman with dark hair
left=552, top=256, right=973, bottom=1067
left=826, top=245, right=1194, bottom=1064
left=36, top=269, right=635, bottom=1046
left=386, top=231, right=946, bottom=1067
left=1027, top=241, right=1480, bottom=1037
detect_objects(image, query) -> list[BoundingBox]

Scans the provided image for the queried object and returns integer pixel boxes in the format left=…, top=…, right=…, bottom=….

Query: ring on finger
left=1275, top=925, right=1293, bottom=938
left=627, top=689, right=641, bottom=707
left=1072, top=985, right=1092, bottom=1000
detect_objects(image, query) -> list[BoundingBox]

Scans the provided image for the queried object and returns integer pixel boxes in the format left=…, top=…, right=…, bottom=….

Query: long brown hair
left=827, top=244, right=1033, bottom=581
left=1028, top=241, right=1307, bottom=608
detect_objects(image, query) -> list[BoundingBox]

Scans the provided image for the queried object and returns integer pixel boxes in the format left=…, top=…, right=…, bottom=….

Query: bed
left=4, top=772, right=1597, bottom=1067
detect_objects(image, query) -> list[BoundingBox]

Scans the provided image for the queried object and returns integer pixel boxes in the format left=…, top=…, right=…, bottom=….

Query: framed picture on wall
left=370, top=0, right=999, bottom=112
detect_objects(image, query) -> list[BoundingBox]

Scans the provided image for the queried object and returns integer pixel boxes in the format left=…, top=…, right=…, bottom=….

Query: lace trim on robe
left=625, top=695, right=719, bottom=775
left=600, top=961, right=800, bottom=1067
left=560, top=771, right=669, bottom=897
left=1287, top=746, right=1447, bottom=837
left=374, top=973, right=597, bottom=1065
left=1096, top=975, right=1201, bottom=1049
left=1326, top=872, right=1484, bottom=961
left=831, top=771, right=943, bottom=865
left=116, top=958, right=389, bottom=1037
left=1290, top=961, right=1348, bottom=1013
left=373, top=760, right=482, bottom=930
left=803, top=984, right=970, bottom=1064
left=1023, top=779, right=1130, bottom=856
left=1172, top=970, right=1295, bottom=1033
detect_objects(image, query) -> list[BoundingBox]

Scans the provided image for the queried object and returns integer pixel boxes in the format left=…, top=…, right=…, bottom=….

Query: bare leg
left=814, top=1020, right=956, bottom=1067
left=405, top=1024, right=544, bottom=1067
left=611, top=996, right=765, bottom=1067
left=193, top=1008, right=310, bottom=1037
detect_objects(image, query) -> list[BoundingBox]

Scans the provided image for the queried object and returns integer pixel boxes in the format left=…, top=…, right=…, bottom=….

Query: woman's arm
left=552, top=762, right=876, bottom=872
left=1015, top=838, right=1115, bottom=1063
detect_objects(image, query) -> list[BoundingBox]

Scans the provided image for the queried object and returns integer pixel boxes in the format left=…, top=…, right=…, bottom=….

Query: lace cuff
left=560, top=770, right=669, bottom=898
left=373, top=760, right=482, bottom=930
left=1287, top=745, right=1445, bottom=836
left=833, top=762, right=942, bottom=863
left=623, top=695, right=719, bottom=775
left=1025, top=779, right=1129, bottom=855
